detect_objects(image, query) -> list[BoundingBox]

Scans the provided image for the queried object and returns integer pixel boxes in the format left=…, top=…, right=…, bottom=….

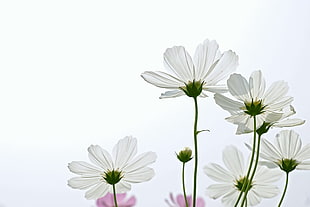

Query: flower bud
left=177, top=147, right=193, bottom=163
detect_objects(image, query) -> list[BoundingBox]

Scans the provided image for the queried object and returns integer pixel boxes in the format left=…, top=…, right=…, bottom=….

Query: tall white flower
left=204, top=146, right=281, bottom=206
left=67, top=136, right=157, bottom=200
left=260, top=130, right=310, bottom=171
left=214, top=70, right=293, bottom=133
left=141, top=39, right=238, bottom=98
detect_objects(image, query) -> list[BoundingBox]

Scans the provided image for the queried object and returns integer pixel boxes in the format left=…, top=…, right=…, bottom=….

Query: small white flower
left=260, top=130, right=310, bottom=172
left=235, top=105, right=305, bottom=135
left=141, top=39, right=238, bottom=98
left=204, top=146, right=281, bottom=206
left=67, top=136, right=157, bottom=200
left=214, top=70, right=293, bottom=133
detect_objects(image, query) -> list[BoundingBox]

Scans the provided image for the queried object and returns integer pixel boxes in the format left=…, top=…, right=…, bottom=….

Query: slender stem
left=192, top=97, right=199, bottom=207
left=234, top=116, right=257, bottom=207
left=182, top=162, right=189, bottom=207
left=112, top=184, right=118, bottom=207
left=241, top=118, right=261, bottom=207
left=278, top=172, right=289, bottom=207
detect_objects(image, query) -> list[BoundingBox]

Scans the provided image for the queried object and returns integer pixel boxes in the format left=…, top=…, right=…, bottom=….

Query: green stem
left=278, top=172, right=289, bottom=207
left=192, top=97, right=199, bottom=207
left=234, top=116, right=257, bottom=207
left=112, top=184, right=118, bottom=207
left=182, top=162, right=189, bottom=207
left=241, top=118, right=261, bottom=207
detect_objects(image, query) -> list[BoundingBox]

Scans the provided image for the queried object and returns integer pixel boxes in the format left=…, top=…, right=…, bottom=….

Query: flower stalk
left=278, top=172, right=289, bottom=207
left=112, top=184, right=119, bottom=207
left=193, top=97, right=199, bottom=207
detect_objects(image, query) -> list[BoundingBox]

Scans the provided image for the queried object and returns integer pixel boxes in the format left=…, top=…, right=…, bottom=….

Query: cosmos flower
left=141, top=39, right=238, bottom=98
left=96, top=193, right=136, bottom=207
left=259, top=130, right=310, bottom=172
left=214, top=70, right=293, bottom=133
left=67, top=136, right=157, bottom=200
left=165, top=193, right=205, bottom=207
left=204, top=145, right=281, bottom=206
left=235, top=105, right=305, bottom=135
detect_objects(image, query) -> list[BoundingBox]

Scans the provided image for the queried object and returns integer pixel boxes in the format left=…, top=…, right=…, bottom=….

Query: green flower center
left=235, top=176, right=253, bottom=192
left=103, top=169, right=123, bottom=185
left=278, top=159, right=299, bottom=173
left=243, top=99, right=266, bottom=116
left=180, top=80, right=204, bottom=98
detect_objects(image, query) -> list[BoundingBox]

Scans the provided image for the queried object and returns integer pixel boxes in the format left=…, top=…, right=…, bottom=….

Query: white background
left=1, top=0, right=310, bottom=206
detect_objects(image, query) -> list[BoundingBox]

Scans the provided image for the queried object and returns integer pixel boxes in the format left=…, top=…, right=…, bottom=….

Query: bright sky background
left=1, top=0, right=310, bottom=206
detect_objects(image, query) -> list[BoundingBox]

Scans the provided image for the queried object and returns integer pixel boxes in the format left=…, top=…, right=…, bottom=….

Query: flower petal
left=222, top=146, right=244, bottom=177
left=275, top=130, right=301, bottom=158
left=164, top=46, right=194, bottom=81
left=113, top=136, right=137, bottom=169
left=260, top=138, right=282, bottom=162
left=160, top=90, right=185, bottom=99
left=214, top=93, right=244, bottom=115
left=141, top=71, right=183, bottom=89
left=123, top=167, right=155, bottom=183
left=206, top=184, right=232, bottom=199
left=247, top=190, right=262, bottom=206
left=115, top=181, right=131, bottom=193
left=227, top=73, right=251, bottom=102
left=263, top=80, right=289, bottom=105
left=68, top=161, right=102, bottom=175
left=249, top=70, right=265, bottom=99
left=193, top=39, right=221, bottom=80
left=203, top=84, right=228, bottom=94
left=253, top=184, right=280, bottom=198
left=204, top=50, right=239, bottom=85
left=124, top=151, right=157, bottom=173
left=88, top=145, right=113, bottom=171
left=273, top=118, right=305, bottom=127
left=295, top=144, right=310, bottom=161
left=68, top=176, right=101, bottom=190
left=204, top=163, right=234, bottom=182
left=85, top=182, right=109, bottom=200
left=297, top=160, right=310, bottom=170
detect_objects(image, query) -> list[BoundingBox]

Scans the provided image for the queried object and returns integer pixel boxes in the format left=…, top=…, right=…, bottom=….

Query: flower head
left=259, top=130, right=310, bottom=172
left=141, top=39, right=238, bottom=98
left=204, top=145, right=281, bottom=206
left=165, top=193, right=205, bottom=207
left=176, top=147, right=193, bottom=163
left=96, top=193, right=136, bottom=207
left=214, top=70, right=294, bottom=134
left=67, top=136, right=157, bottom=200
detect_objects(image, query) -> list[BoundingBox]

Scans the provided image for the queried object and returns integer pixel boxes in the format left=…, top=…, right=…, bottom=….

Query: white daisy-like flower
left=214, top=70, right=293, bottom=133
left=67, top=136, right=157, bottom=200
left=204, top=145, right=281, bottom=206
left=141, top=39, right=239, bottom=98
left=260, top=130, right=310, bottom=172
left=235, top=105, right=305, bottom=135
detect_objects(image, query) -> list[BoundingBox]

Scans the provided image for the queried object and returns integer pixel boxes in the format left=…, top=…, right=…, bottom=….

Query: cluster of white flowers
left=67, top=39, right=309, bottom=207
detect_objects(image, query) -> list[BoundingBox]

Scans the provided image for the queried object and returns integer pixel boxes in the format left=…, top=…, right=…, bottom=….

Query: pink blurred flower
left=96, top=193, right=136, bottom=207
left=165, top=193, right=205, bottom=207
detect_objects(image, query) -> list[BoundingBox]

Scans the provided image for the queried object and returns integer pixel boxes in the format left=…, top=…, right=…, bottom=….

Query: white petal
left=204, top=163, right=234, bottom=182
left=221, top=190, right=239, bottom=207
left=260, top=138, right=282, bottom=161
left=222, top=146, right=244, bottom=177
left=247, top=190, right=262, bottom=206
left=124, top=151, right=157, bottom=172
left=214, top=93, right=244, bottom=115
left=267, top=96, right=293, bottom=112
left=115, top=181, right=131, bottom=193
left=263, top=80, right=289, bottom=105
left=123, top=167, right=155, bottom=183
left=254, top=166, right=282, bottom=184
left=85, top=182, right=109, bottom=200
left=160, top=90, right=185, bottom=99
left=296, top=161, right=310, bottom=170
left=252, top=184, right=280, bottom=198
left=113, top=136, right=137, bottom=169
left=249, top=70, right=265, bottom=100
left=68, top=176, right=101, bottom=190
left=295, top=144, right=310, bottom=161
left=203, top=84, right=228, bottom=94
left=206, top=184, right=232, bottom=199
left=193, top=39, right=220, bottom=80
left=164, top=46, right=194, bottom=81
left=141, top=71, right=183, bottom=89
left=203, top=50, right=239, bottom=85
left=227, top=73, right=251, bottom=102
left=68, top=161, right=102, bottom=175
left=273, top=118, right=305, bottom=127
left=88, top=145, right=113, bottom=170
left=275, top=130, right=301, bottom=158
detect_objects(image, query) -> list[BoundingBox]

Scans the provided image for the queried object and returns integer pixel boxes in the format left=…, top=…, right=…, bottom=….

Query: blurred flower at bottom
left=96, top=193, right=136, bottom=207
left=165, top=193, right=205, bottom=207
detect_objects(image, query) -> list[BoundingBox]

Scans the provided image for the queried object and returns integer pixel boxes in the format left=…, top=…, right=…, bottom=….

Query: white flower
left=141, top=39, right=238, bottom=98
left=67, top=136, right=157, bottom=200
left=204, top=146, right=281, bottom=206
left=214, top=70, right=293, bottom=133
left=260, top=130, right=310, bottom=172
left=235, top=105, right=305, bottom=135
